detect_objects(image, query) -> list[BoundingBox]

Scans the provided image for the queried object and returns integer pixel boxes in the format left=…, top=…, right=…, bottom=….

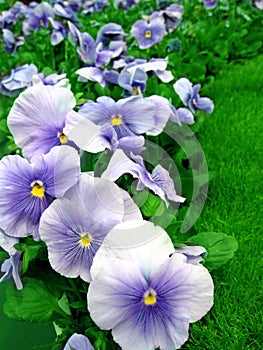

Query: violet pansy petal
left=64, top=174, right=125, bottom=230
left=131, top=18, right=165, bottom=49
left=204, top=0, right=218, bottom=9
left=177, top=108, right=195, bottom=124
left=155, top=69, right=174, bottom=82
left=90, top=220, right=174, bottom=280
left=76, top=67, right=106, bottom=87
left=154, top=253, right=214, bottom=323
left=88, top=258, right=148, bottom=330
left=145, top=95, right=171, bottom=136
left=173, top=78, right=193, bottom=106
left=34, top=145, right=80, bottom=198
left=173, top=245, right=207, bottom=265
left=117, top=96, right=156, bottom=135
left=196, top=97, right=214, bottom=114
left=0, top=256, right=23, bottom=289
left=64, top=110, right=109, bottom=153
left=101, top=148, right=141, bottom=181
left=64, top=333, right=94, bottom=350
left=78, top=98, right=113, bottom=125
left=0, top=229, right=18, bottom=252
left=0, top=155, right=51, bottom=238
left=151, top=165, right=185, bottom=203
left=120, top=190, right=143, bottom=222
left=118, top=135, right=145, bottom=155
left=39, top=198, right=107, bottom=282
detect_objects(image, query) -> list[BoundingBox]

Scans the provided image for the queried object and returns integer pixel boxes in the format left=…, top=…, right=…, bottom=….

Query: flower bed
left=1, top=1, right=261, bottom=349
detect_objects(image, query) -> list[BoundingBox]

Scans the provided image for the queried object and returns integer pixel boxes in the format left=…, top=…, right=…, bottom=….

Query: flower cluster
left=0, top=74, right=214, bottom=348
left=0, top=1, right=239, bottom=349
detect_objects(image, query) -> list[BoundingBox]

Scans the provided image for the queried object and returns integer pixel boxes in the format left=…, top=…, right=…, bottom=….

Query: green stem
left=68, top=279, right=83, bottom=300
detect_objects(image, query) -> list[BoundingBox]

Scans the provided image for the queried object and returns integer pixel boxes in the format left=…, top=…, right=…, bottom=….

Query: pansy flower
left=88, top=220, right=214, bottom=350
left=117, top=57, right=174, bottom=83
left=2, top=28, right=24, bottom=53
left=7, top=84, right=76, bottom=161
left=102, top=149, right=185, bottom=206
left=114, top=0, right=139, bottom=10
left=39, top=174, right=142, bottom=282
left=173, top=78, right=214, bottom=114
left=204, top=0, right=218, bottom=9
left=96, top=22, right=125, bottom=46
left=22, top=2, right=54, bottom=35
left=0, top=146, right=80, bottom=239
left=118, top=67, right=147, bottom=95
left=64, top=111, right=145, bottom=155
left=78, top=96, right=156, bottom=138
left=131, top=17, right=166, bottom=49
left=0, top=63, right=37, bottom=96
left=151, top=4, right=184, bottom=33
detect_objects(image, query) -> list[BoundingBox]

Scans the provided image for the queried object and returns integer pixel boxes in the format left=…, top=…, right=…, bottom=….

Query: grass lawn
left=182, top=55, right=263, bottom=349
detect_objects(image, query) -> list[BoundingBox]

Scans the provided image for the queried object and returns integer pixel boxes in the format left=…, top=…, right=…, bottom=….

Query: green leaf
left=70, top=300, right=87, bottom=309
left=140, top=192, right=164, bottom=217
left=4, top=277, right=61, bottom=322
left=187, top=232, right=238, bottom=270
left=0, top=249, right=9, bottom=261
left=21, top=244, right=45, bottom=274
left=58, top=293, right=71, bottom=316
left=14, top=237, right=46, bottom=274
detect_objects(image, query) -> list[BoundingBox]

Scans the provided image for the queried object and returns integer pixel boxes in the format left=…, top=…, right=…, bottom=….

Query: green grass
left=181, top=55, right=263, bottom=349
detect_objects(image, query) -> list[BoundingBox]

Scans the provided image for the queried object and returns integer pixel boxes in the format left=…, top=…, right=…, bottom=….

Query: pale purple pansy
left=102, top=149, right=185, bottom=206
left=64, top=111, right=145, bottom=155
left=39, top=174, right=142, bottom=282
left=7, top=84, right=76, bottom=161
left=0, top=63, right=37, bottom=96
left=131, top=17, right=166, bottom=49
left=173, top=78, right=214, bottom=114
left=88, top=220, right=214, bottom=350
left=204, top=0, right=218, bottom=9
left=78, top=96, right=156, bottom=138
left=151, top=4, right=183, bottom=33
left=0, top=146, right=80, bottom=240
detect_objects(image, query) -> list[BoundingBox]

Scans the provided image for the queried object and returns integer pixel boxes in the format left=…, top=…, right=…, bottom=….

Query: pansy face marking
left=145, top=30, right=151, bottom=38
left=143, top=288, right=157, bottom=305
left=111, top=114, right=122, bottom=126
left=31, top=180, right=45, bottom=198
left=57, top=131, right=68, bottom=144
left=79, top=233, right=93, bottom=248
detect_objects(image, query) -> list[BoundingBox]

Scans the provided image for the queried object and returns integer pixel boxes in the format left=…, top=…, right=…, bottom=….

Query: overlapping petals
left=39, top=174, right=142, bottom=282
left=7, top=84, right=76, bottom=161
left=102, top=149, right=185, bottom=206
left=88, top=221, right=214, bottom=350
left=0, top=146, right=80, bottom=239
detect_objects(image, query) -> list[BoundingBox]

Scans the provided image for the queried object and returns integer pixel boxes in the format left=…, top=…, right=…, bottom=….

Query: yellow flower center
left=143, top=289, right=157, bottom=305
left=145, top=30, right=151, bottom=38
left=39, top=19, right=44, bottom=26
left=79, top=233, right=93, bottom=248
left=31, top=180, right=45, bottom=198
left=58, top=131, right=68, bottom=144
left=193, top=98, right=197, bottom=106
left=111, top=115, right=122, bottom=126
left=132, top=87, right=139, bottom=95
